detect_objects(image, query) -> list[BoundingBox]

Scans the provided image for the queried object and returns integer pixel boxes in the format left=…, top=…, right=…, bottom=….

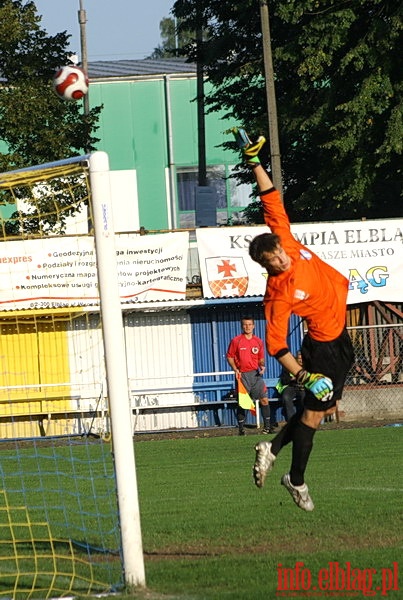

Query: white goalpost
left=0, top=151, right=145, bottom=595
left=89, top=152, right=145, bottom=588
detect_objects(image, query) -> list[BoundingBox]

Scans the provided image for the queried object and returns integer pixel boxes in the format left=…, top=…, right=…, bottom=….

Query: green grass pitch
left=133, top=426, right=402, bottom=599
left=1, top=426, right=401, bottom=599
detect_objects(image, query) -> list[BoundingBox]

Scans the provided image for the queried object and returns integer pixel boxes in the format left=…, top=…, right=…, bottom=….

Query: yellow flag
left=238, top=378, right=256, bottom=415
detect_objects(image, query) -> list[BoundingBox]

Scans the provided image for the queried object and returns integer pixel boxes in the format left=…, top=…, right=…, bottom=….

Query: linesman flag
left=238, top=377, right=256, bottom=416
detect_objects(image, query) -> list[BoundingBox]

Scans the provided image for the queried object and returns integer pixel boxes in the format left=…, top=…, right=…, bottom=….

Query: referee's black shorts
left=301, top=328, right=354, bottom=411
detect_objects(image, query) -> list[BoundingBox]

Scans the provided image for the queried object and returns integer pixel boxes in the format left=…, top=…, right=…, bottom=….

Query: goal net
left=0, top=152, right=144, bottom=597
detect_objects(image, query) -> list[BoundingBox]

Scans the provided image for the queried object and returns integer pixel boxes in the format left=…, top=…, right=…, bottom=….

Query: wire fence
left=340, top=323, right=403, bottom=421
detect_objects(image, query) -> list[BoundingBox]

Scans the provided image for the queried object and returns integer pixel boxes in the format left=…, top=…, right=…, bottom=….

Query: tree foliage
left=172, top=0, right=402, bottom=222
left=0, top=0, right=101, bottom=170
left=0, top=0, right=102, bottom=234
left=149, top=15, right=195, bottom=58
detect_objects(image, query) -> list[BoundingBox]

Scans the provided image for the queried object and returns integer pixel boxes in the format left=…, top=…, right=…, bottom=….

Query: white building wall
left=67, top=314, right=106, bottom=398
left=123, top=310, right=197, bottom=430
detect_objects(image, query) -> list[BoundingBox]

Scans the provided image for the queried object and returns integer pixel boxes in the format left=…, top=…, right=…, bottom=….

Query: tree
left=149, top=16, right=195, bottom=58
left=172, top=0, right=402, bottom=222
left=0, top=0, right=102, bottom=233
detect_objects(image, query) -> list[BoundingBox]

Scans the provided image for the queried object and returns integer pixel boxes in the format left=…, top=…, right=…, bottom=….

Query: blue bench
left=130, top=376, right=280, bottom=429
left=194, top=377, right=281, bottom=428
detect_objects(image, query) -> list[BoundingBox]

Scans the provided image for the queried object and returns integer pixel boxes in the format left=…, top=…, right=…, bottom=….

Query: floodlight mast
left=78, top=0, right=90, bottom=116
left=259, top=0, right=283, bottom=197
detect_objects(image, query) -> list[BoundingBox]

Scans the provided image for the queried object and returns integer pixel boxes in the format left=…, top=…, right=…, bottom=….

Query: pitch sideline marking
left=339, top=486, right=403, bottom=493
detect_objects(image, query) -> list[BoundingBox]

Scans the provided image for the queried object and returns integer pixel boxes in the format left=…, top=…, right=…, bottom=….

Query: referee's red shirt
left=226, top=334, right=265, bottom=372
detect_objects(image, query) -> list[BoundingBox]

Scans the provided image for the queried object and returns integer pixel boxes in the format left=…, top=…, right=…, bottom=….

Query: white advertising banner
left=196, top=219, right=403, bottom=304
left=0, top=232, right=189, bottom=310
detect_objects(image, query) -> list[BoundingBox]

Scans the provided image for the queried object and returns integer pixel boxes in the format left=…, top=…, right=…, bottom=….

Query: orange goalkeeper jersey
left=260, top=189, right=349, bottom=357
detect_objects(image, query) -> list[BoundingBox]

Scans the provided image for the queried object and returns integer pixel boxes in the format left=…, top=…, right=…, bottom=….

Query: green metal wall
left=89, top=77, right=237, bottom=230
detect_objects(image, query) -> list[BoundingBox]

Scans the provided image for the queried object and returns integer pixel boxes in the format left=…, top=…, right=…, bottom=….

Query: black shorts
left=301, top=328, right=354, bottom=411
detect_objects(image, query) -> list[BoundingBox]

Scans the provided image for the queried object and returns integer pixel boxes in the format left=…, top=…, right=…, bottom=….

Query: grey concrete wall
left=339, top=385, right=403, bottom=421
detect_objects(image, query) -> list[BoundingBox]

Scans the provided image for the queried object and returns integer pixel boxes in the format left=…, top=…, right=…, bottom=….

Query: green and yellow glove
left=296, top=369, right=334, bottom=402
left=226, top=127, right=266, bottom=166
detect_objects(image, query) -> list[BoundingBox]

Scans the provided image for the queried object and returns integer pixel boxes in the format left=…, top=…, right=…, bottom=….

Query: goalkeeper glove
left=226, top=127, right=266, bottom=165
left=296, top=369, right=334, bottom=402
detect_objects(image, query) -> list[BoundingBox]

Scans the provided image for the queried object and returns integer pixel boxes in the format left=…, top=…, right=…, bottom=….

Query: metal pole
left=164, top=75, right=178, bottom=229
left=259, top=0, right=283, bottom=195
left=78, top=0, right=90, bottom=116
left=196, top=3, right=207, bottom=187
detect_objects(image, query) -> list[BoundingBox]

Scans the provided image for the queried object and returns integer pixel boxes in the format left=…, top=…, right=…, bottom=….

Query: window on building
left=176, top=165, right=252, bottom=228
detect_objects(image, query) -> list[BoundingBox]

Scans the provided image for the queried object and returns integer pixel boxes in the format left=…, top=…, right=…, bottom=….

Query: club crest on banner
left=205, top=256, right=249, bottom=297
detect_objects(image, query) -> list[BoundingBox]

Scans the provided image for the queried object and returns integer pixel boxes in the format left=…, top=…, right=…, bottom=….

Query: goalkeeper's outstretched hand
left=225, top=127, right=266, bottom=165
left=296, top=369, right=333, bottom=402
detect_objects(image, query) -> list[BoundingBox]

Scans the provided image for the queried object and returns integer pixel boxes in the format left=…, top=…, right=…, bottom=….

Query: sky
left=33, top=0, right=175, bottom=62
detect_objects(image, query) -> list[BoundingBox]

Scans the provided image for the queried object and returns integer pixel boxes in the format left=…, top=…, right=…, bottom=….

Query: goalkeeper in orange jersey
left=229, top=128, right=354, bottom=511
